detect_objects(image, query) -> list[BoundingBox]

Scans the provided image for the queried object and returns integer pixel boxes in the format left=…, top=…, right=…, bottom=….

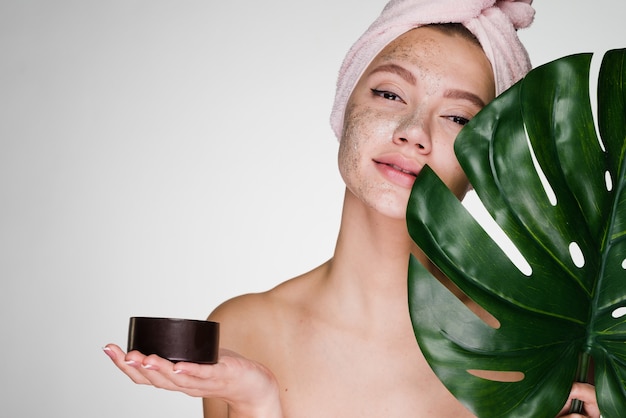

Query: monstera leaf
left=407, top=49, right=626, bottom=417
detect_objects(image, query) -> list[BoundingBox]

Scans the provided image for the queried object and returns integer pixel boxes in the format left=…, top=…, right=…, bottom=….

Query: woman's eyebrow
left=444, top=89, right=486, bottom=109
left=368, top=63, right=416, bottom=85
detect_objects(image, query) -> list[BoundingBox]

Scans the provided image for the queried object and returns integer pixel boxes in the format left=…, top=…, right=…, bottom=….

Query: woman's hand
left=556, top=382, right=600, bottom=418
left=103, top=344, right=283, bottom=418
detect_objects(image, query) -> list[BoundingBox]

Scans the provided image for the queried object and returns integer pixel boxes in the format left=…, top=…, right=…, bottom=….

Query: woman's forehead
left=376, top=27, right=484, bottom=64
left=365, top=27, right=495, bottom=100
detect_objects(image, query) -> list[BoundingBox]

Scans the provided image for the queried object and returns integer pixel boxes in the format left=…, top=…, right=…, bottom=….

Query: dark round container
left=127, top=317, right=219, bottom=364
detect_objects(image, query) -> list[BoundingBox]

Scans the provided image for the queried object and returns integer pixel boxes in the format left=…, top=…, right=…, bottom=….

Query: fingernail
left=102, top=346, right=115, bottom=360
left=125, top=359, right=137, bottom=366
left=141, top=363, right=154, bottom=370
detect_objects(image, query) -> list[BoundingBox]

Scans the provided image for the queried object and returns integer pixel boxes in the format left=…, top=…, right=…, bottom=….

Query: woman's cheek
left=439, top=162, right=470, bottom=199
left=338, top=103, right=398, bottom=198
left=338, top=105, right=371, bottom=182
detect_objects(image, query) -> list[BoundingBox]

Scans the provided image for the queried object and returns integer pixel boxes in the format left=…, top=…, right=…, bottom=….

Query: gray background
left=1, top=1, right=624, bottom=416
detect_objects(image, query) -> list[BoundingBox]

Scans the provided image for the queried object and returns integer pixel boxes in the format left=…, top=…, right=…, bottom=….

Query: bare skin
left=105, top=27, right=600, bottom=418
left=201, top=26, right=494, bottom=418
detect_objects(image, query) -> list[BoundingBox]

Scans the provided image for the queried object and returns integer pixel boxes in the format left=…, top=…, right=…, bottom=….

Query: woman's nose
left=392, top=114, right=431, bottom=153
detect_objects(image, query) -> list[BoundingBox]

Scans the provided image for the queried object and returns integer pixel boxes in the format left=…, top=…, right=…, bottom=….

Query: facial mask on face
left=330, top=0, right=535, bottom=140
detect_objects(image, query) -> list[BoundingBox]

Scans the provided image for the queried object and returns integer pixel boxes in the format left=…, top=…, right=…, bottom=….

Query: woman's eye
left=447, top=115, right=470, bottom=126
left=371, top=89, right=404, bottom=103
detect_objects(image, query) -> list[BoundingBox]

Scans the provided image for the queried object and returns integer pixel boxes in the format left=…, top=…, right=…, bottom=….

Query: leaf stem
left=569, top=352, right=591, bottom=414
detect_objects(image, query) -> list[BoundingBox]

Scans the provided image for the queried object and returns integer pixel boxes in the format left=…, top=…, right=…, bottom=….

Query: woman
left=104, top=0, right=599, bottom=416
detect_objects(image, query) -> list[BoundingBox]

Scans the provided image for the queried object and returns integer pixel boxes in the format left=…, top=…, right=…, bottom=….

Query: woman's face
left=338, top=26, right=495, bottom=219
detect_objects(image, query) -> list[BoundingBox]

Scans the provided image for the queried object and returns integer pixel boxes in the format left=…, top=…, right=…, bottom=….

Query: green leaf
left=407, top=49, right=626, bottom=417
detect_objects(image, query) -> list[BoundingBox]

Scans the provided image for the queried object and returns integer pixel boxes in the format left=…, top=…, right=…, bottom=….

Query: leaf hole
left=622, top=259, right=626, bottom=270
left=612, top=307, right=626, bottom=319
left=437, top=274, right=500, bottom=329
left=462, top=192, right=532, bottom=277
left=467, top=369, right=525, bottom=382
left=569, top=242, right=585, bottom=268
left=605, top=170, right=613, bottom=192
left=525, top=125, right=557, bottom=206
left=589, top=50, right=606, bottom=152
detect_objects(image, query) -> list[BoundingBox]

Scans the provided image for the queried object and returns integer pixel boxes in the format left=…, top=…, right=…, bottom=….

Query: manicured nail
left=125, top=359, right=137, bottom=366
left=142, top=363, right=154, bottom=370
left=102, top=346, right=115, bottom=360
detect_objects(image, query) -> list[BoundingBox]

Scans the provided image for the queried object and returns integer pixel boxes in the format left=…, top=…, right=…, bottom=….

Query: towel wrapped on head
left=330, top=0, right=535, bottom=139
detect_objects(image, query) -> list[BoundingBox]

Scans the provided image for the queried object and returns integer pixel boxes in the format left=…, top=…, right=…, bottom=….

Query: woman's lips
left=386, top=163, right=417, bottom=176
left=374, top=159, right=421, bottom=189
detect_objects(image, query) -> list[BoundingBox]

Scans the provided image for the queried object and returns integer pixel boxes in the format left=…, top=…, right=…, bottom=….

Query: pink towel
left=330, top=0, right=535, bottom=139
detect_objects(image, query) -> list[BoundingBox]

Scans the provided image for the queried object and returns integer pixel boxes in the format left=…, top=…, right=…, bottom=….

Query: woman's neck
left=328, top=189, right=422, bottom=292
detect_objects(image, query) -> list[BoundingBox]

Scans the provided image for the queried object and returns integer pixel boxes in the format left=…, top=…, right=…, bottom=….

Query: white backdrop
left=1, top=1, right=624, bottom=417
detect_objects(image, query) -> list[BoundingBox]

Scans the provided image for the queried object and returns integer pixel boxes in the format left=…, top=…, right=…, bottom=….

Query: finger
left=103, top=344, right=153, bottom=385
left=562, top=383, right=600, bottom=418
left=104, top=344, right=224, bottom=397
left=134, top=354, right=215, bottom=396
left=171, top=360, right=223, bottom=378
left=169, top=349, right=245, bottom=380
left=569, top=383, right=597, bottom=404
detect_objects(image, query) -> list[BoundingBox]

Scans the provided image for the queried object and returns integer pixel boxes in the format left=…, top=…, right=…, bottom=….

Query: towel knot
left=495, top=0, right=534, bottom=29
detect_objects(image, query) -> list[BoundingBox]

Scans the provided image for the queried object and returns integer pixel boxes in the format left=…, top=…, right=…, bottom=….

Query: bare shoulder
left=207, top=262, right=327, bottom=356
left=207, top=272, right=314, bottom=325
left=208, top=291, right=274, bottom=326
left=202, top=268, right=326, bottom=418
